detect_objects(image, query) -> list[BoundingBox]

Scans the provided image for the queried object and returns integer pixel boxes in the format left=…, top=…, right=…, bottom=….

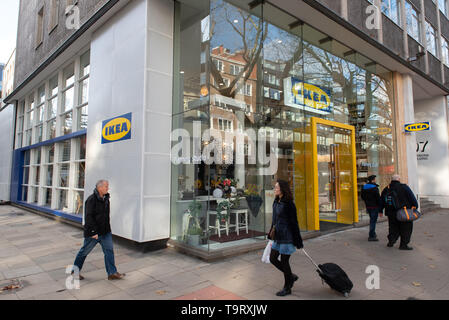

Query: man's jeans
left=367, top=208, right=379, bottom=239
left=73, top=232, right=117, bottom=276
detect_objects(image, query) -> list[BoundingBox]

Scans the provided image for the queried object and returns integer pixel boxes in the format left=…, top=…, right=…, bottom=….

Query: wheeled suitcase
left=302, top=249, right=353, bottom=297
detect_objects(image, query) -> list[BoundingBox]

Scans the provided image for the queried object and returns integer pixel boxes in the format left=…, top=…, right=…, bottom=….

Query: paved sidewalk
left=1, top=204, right=449, bottom=300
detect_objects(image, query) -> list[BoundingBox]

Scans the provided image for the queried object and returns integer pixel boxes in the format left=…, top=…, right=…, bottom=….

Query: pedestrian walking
left=361, top=175, right=381, bottom=242
left=268, top=180, right=303, bottom=296
left=71, top=180, right=125, bottom=280
left=380, top=174, right=418, bottom=250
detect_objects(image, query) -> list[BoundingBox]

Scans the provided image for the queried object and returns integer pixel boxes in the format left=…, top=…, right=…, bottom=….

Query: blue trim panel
left=17, top=129, right=87, bottom=152
left=16, top=201, right=83, bottom=224
left=10, top=149, right=24, bottom=202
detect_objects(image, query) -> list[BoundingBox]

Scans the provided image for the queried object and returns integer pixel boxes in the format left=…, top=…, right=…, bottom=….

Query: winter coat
left=269, top=197, right=303, bottom=249
left=380, top=181, right=418, bottom=217
left=84, top=189, right=111, bottom=238
left=361, top=183, right=381, bottom=209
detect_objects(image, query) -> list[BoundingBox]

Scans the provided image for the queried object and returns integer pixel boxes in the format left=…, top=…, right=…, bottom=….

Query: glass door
left=312, top=117, right=358, bottom=227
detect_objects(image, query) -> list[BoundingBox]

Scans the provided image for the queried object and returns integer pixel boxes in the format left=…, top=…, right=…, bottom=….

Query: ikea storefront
left=169, top=0, right=397, bottom=257
left=6, top=0, right=400, bottom=259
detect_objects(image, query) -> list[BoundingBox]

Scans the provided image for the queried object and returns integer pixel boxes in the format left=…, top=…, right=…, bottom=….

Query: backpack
left=383, top=186, right=399, bottom=210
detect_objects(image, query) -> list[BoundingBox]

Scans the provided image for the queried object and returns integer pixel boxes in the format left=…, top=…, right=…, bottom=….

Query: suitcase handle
left=301, top=249, right=323, bottom=273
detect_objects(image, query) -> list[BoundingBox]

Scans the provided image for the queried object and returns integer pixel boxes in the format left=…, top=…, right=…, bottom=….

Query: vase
left=213, top=188, right=223, bottom=198
left=247, top=195, right=263, bottom=217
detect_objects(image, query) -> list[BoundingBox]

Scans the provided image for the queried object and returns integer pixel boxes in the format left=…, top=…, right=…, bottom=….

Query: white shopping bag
left=261, top=240, right=273, bottom=263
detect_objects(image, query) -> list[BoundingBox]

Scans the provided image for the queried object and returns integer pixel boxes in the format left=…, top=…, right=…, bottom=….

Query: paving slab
left=2, top=205, right=449, bottom=300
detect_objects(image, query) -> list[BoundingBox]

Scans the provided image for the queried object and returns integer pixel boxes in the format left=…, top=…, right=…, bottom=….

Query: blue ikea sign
left=404, top=122, right=430, bottom=133
left=101, top=113, right=132, bottom=144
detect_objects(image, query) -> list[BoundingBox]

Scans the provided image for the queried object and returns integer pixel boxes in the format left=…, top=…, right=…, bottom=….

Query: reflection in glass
left=57, top=189, right=69, bottom=212
left=60, top=140, right=71, bottom=162
left=62, top=112, right=73, bottom=135
left=63, top=87, right=74, bottom=112
left=59, top=164, right=70, bottom=187
left=74, top=191, right=84, bottom=215
left=44, top=188, right=52, bottom=207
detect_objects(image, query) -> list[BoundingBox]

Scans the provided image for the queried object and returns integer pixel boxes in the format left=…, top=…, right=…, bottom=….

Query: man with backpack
left=361, top=175, right=381, bottom=242
left=380, top=175, right=419, bottom=250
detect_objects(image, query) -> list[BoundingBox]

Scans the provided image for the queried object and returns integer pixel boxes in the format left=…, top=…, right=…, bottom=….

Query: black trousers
left=270, top=249, right=294, bottom=289
left=387, top=215, right=413, bottom=247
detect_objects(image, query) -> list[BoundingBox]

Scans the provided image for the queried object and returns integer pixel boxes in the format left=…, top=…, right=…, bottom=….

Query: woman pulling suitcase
left=268, top=180, right=304, bottom=296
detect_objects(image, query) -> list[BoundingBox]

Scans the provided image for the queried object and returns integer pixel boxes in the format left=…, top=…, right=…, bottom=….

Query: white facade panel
left=87, top=0, right=147, bottom=241
left=415, top=96, right=449, bottom=208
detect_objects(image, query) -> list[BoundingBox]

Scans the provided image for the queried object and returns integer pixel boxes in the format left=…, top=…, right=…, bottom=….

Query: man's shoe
left=368, top=237, right=379, bottom=242
left=276, top=287, right=292, bottom=297
left=387, top=242, right=394, bottom=247
left=108, top=272, right=125, bottom=280
left=399, top=245, right=413, bottom=250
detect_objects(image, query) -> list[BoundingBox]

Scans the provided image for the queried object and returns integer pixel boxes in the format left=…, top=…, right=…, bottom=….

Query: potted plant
left=186, top=225, right=203, bottom=246
left=244, top=184, right=263, bottom=217
left=184, top=200, right=204, bottom=246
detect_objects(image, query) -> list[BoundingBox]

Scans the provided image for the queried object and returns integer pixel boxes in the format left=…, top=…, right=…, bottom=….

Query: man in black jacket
left=380, top=175, right=418, bottom=250
left=361, top=175, right=381, bottom=242
left=71, top=180, right=125, bottom=280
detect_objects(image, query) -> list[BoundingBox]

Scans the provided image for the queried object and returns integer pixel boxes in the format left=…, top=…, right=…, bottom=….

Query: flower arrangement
left=194, top=179, right=203, bottom=190
left=244, top=184, right=260, bottom=196
left=211, top=178, right=238, bottom=188
left=216, top=199, right=232, bottom=222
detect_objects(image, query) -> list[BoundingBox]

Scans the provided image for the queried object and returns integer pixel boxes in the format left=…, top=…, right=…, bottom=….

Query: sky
left=0, top=0, right=20, bottom=64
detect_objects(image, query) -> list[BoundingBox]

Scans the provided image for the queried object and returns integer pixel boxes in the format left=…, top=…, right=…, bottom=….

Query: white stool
left=231, top=209, right=249, bottom=235
left=207, top=210, right=231, bottom=237
left=207, top=199, right=233, bottom=238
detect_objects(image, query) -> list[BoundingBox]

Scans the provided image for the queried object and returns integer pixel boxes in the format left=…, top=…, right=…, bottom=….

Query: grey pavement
left=1, top=204, right=449, bottom=300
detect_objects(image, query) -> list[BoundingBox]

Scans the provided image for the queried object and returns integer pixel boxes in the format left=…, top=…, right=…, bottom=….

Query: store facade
left=169, top=0, right=396, bottom=255
left=4, top=0, right=449, bottom=259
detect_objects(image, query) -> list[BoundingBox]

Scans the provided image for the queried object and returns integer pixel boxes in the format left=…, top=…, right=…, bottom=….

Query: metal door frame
left=311, top=117, right=358, bottom=229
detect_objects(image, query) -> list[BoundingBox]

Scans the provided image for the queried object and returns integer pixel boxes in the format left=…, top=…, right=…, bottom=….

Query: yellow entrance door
left=294, top=117, right=358, bottom=231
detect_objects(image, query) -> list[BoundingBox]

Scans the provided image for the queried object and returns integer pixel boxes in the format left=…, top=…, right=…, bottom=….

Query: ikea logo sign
left=101, top=113, right=132, bottom=144
left=284, top=77, right=332, bottom=114
left=404, top=122, right=430, bottom=133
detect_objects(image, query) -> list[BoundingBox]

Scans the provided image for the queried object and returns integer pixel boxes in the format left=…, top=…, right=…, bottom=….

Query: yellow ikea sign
left=284, top=77, right=332, bottom=114
left=404, top=122, right=430, bottom=133
left=292, top=81, right=332, bottom=112
left=101, top=113, right=132, bottom=144
left=374, top=127, right=392, bottom=135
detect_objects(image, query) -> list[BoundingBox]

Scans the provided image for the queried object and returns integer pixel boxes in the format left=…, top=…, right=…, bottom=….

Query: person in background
left=380, top=175, right=418, bottom=250
left=361, top=175, right=381, bottom=242
left=268, top=180, right=304, bottom=297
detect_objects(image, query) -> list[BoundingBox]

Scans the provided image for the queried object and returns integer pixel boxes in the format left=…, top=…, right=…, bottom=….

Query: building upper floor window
left=230, top=64, right=243, bottom=75
left=426, top=21, right=438, bottom=57
left=381, top=0, right=401, bottom=26
left=213, top=59, right=224, bottom=72
left=15, top=50, right=90, bottom=149
left=36, top=6, right=44, bottom=48
left=442, top=36, right=449, bottom=65
left=49, top=0, right=59, bottom=33
left=405, top=1, right=421, bottom=43
left=439, top=0, right=448, bottom=16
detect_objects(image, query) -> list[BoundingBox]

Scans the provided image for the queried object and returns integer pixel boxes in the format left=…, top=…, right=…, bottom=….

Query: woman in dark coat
left=268, top=180, right=304, bottom=296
